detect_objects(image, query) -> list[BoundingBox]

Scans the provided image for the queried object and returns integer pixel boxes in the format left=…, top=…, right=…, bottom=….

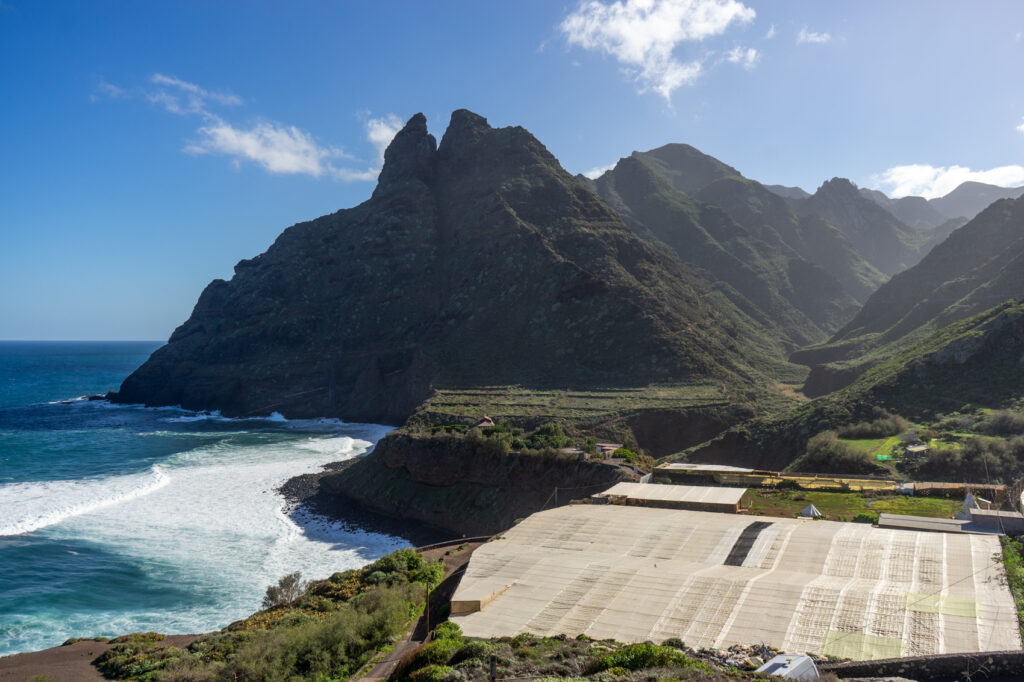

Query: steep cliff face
left=113, top=110, right=783, bottom=423
left=326, top=433, right=631, bottom=535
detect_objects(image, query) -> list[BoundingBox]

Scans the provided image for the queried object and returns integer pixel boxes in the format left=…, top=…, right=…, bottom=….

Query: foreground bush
left=586, top=643, right=711, bottom=674
left=98, top=548, right=442, bottom=681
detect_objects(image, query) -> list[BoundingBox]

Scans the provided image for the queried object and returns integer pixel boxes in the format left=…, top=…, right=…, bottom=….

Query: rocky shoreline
left=277, top=457, right=454, bottom=548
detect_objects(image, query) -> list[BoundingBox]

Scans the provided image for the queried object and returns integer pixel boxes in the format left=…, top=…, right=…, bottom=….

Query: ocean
left=0, top=341, right=406, bottom=656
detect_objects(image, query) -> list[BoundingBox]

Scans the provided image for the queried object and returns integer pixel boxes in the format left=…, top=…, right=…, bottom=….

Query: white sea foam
left=0, top=467, right=170, bottom=536
left=15, top=430, right=405, bottom=644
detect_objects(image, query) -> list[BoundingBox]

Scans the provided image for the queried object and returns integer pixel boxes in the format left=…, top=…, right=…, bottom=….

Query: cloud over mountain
left=560, top=0, right=755, bottom=101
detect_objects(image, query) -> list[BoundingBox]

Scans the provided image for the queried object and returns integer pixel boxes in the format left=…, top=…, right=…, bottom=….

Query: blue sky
left=2, top=0, right=1023, bottom=340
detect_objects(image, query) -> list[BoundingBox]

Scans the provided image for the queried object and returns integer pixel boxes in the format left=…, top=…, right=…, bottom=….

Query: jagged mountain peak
left=374, top=113, right=437, bottom=194
left=814, top=177, right=860, bottom=195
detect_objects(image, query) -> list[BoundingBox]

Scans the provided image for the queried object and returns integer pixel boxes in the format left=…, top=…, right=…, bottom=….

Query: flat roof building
left=593, top=482, right=745, bottom=513
left=451, top=505, right=1021, bottom=660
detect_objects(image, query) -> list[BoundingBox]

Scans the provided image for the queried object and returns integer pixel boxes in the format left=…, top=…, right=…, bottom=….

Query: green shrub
left=661, top=637, right=685, bottom=649
left=433, top=621, right=463, bottom=641
left=1002, top=536, right=1024, bottom=640
left=791, top=431, right=883, bottom=475
left=449, top=640, right=493, bottom=665
left=981, top=410, right=1024, bottom=435
left=586, top=643, right=711, bottom=674
left=837, top=412, right=910, bottom=439
left=852, top=512, right=879, bottom=524
left=108, top=632, right=166, bottom=645
left=262, top=571, right=307, bottom=609
left=94, top=644, right=184, bottom=680
left=408, top=638, right=462, bottom=669
left=409, top=663, right=453, bottom=682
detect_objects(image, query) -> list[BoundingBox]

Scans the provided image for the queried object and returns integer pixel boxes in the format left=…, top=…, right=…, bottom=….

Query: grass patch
left=1002, top=536, right=1024, bottom=641
left=741, top=489, right=960, bottom=521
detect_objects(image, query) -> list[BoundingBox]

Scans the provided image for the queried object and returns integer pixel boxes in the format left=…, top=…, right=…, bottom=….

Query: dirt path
left=356, top=540, right=484, bottom=682
left=0, top=635, right=197, bottom=682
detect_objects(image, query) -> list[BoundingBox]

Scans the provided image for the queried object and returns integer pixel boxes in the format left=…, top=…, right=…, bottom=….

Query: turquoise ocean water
left=0, top=341, right=405, bottom=656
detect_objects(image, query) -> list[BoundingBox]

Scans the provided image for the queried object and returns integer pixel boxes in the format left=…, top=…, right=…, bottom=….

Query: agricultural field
left=409, top=384, right=730, bottom=425
left=740, top=488, right=962, bottom=522
left=839, top=435, right=902, bottom=460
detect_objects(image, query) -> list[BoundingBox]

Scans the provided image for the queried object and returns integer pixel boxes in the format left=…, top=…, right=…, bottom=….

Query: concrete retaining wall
left=822, top=650, right=1024, bottom=681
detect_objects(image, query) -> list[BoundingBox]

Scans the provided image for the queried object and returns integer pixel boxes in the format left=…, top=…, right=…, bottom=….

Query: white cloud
left=870, top=164, right=1024, bottom=199
left=1017, top=116, right=1024, bottom=134
left=90, top=80, right=127, bottom=102
left=147, top=73, right=242, bottom=116
left=185, top=120, right=347, bottom=177
left=764, top=24, right=776, bottom=39
left=583, top=162, right=616, bottom=179
left=725, top=45, right=759, bottom=69
left=365, top=114, right=404, bottom=164
left=1016, top=31, right=1022, bottom=42
left=102, top=72, right=400, bottom=182
left=797, top=26, right=831, bottom=44
left=560, top=0, right=755, bottom=101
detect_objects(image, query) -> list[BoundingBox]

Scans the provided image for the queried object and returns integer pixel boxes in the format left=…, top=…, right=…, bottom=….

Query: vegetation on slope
left=93, top=548, right=442, bottom=681
left=1002, top=536, right=1024, bottom=641
left=684, top=301, right=1024, bottom=477
left=796, top=195, right=1024, bottom=395
left=392, top=628, right=798, bottom=682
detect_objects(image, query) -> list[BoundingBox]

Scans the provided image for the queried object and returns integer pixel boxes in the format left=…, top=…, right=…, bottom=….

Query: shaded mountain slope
left=859, top=188, right=950, bottom=229
left=764, top=184, right=809, bottom=200
left=794, top=178, right=928, bottom=277
left=588, top=156, right=857, bottom=347
left=929, top=181, right=1024, bottom=220
left=695, top=177, right=886, bottom=304
left=794, top=195, right=1024, bottom=395
left=686, top=300, right=1024, bottom=470
left=628, top=143, right=742, bottom=193
left=113, top=111, right=791, bottom=423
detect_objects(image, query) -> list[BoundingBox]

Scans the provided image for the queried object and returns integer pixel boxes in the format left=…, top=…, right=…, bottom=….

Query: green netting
left=904, top=593, right=978, bottom=617
left=821, top=630, right=903, bottom=660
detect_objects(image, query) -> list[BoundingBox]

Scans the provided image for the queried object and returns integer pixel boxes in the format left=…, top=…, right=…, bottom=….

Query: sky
left=2, top=0, right=1023, bottom=340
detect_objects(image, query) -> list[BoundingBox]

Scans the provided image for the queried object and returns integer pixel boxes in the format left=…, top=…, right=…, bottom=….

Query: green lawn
left=741, top=489, right=961, bottom=522
left=838, top=435, right=902, bottom=458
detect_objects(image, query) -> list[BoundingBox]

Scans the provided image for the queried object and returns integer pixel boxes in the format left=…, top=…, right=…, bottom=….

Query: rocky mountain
left=763, top=184, right=810, bottom=200
left=794, top=195, right=1024, bottom=395
left=929, top=181, right=1024, bottom=221
left=694, top=178, right=886, bottom=304
left=584, top=144, right=887, bottom=314
left=793, top=178, right=929, bottom=277
left=858, top=188, right=950, bottom=229
left=626, top=143, right=742, bottom=193
left=112, top=111, right=792, bottom=423
left=585, top=154, right=858, bottom=347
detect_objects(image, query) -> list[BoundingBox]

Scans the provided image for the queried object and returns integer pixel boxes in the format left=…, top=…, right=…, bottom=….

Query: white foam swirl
left=0, top=467, right=170, bottom=536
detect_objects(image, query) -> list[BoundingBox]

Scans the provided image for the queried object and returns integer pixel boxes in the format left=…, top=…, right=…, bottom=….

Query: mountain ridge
left=112, top=110, right=792, bottom=423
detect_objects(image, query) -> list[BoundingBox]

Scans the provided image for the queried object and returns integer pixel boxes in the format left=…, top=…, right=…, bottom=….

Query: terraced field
left=409, top=384, right=730, bottom=425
